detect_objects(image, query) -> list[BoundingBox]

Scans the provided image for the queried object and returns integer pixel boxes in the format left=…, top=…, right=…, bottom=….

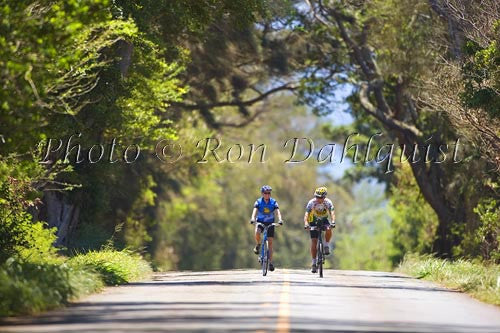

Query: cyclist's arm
left=303, top=211, right=310, bottom=226
left=275, top=208, right=283, bottom=222
left=251, top=207, right=258, bottom=221
left=329, top=209, right=335, bottom=224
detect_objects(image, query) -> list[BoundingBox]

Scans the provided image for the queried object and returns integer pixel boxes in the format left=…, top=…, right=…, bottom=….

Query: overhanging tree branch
left=359, top=82, right=422, bottom=140
left=309, top=1, right=422, bottom=140
left=168, top=82, right=298, bottom=128
left=169, top=82, right=298, bottom=111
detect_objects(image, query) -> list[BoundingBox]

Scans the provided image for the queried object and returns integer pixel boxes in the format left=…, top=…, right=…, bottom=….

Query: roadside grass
left=0, top=250, right=152, bottom=317
left=0, top=259, right=103, bottom=317
left=397, top=254, right=500, bottom=305
left=69, top=249, right=152, bottom=285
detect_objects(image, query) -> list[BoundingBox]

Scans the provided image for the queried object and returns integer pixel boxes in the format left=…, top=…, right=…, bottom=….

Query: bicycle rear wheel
left=262, top=240, right=269, bottom=276
left=318, top=242, right=324, bottom=278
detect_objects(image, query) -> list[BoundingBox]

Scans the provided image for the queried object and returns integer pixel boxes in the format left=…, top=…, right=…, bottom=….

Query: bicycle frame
left=254, top=222, right=279, bottom=276
left=309, top=224, right=331, bottom=278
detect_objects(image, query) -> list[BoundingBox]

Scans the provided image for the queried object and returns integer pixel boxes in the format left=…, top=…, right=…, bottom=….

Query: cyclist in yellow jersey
left=304, top=186, right=336, bottom=273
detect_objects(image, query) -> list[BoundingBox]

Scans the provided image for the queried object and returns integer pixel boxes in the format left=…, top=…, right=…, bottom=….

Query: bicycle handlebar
left=304, top=224, right=334, bottom=230
left=251, top=221, right=281, bottom=228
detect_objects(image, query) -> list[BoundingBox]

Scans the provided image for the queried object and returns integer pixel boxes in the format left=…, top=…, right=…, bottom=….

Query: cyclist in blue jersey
left=250, top=185, right=283, bottom=272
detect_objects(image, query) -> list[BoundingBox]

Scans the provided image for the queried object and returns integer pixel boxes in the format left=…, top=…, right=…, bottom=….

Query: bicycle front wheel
left=318, top=242, right=324, bottom=278
left=262, top=241, right=269, bottom=276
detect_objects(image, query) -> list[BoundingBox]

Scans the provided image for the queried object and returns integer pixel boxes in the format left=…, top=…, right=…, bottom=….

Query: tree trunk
left=44, top=191, right=80, bottom=246
left=312, top=1, right=465, bottom=257
left=118, top=40, right=134, bottom=78
left=428, top=0, right=464, bottom=59
left=408, top=161, right=453, bottom=256
left=398, top=133, right=464, bottom=257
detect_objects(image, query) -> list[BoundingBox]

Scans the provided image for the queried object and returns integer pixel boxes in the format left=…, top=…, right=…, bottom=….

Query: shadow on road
left=127, top=279, right=457, bottom=293
left=2, top=300, right=498, bottom=333
left=2, top=271, right=495, bottom=333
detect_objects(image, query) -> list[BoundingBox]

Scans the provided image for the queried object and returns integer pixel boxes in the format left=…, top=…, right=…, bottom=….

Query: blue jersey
left=254, top=197, right=279, bottom=223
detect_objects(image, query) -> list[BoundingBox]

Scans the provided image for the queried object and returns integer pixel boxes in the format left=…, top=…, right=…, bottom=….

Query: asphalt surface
left=2, top=269, right=500, bottom=332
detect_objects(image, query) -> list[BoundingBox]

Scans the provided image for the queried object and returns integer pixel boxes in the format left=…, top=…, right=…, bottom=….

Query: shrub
left=0, top=249, right=151, bottom=317
left=474, top=198, right=500, bottom=262
left=0, top=258, right=102, bottom=317
left=0, top=165, right=59, bottom=264
left=69, top=249, right=152, bottom=285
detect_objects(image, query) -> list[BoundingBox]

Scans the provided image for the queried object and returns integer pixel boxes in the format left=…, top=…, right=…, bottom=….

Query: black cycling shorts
left=256, top=222, right=275, bottom=238
left=309, top=220, right=330, bottom=239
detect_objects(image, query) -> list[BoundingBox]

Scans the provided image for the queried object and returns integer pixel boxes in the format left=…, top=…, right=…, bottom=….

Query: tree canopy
left=0, top=0, right=498, bottom=272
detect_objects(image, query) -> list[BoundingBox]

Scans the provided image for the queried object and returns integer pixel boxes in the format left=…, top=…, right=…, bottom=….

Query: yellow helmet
left=314, top=186, right=327, bottom=198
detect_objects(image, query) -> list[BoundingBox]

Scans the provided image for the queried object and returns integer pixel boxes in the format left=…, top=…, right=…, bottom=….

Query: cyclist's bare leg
left=311, top=238, right=318, bottom=259
left=325, top=228, right=332, bottom=242
left=254, top=229, right=261, bottom=245
left=268, top=237, right=273, bottom=261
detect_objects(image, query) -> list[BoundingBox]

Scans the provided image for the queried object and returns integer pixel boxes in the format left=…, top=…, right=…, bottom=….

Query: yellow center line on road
left=277, top=269, right=290, bottom=333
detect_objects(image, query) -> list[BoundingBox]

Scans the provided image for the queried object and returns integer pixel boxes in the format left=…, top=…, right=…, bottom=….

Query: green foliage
left=0, top=249, right=151, bottom=317
left=2, top=0, right=497, bottom=292
left=1, top=0, right=187, bottom=260
left=293, top=0, right=488, bottom=260
left=152, top=96, right=326, bottom=270
left=334, top=180, right=394, bottom=271
left=472, top=198, right=500, bottom=262
left=461, top=22, right=500, bottom=119
left=363, top=0, right=437, bottom=81
left=0, top=152, right=151, bottom=315
left=164, top=175, right=228, bottom=270
left=15, top=221, right=60, bottom=264
left=69, top=249, right=152, bottom=285
left=1, top=0, right=275, bottom=275
left=389, top=164, right=438, bottom=264
left=398, top=253, right=500, bottom=305
left=93, top=19, right=185, bottom=143
left=114, top=0, right=266, bottom=44
left=0, top=0, right=113, bottom=153
left=0, top=159, right=59, bottom=263
left=0, top=258, right=102, bottom=317
left=122, top=176, right=157, bottom=251
left=0, top=185, right=36, bottom=262
left=68, top=221, right=113, bottom=251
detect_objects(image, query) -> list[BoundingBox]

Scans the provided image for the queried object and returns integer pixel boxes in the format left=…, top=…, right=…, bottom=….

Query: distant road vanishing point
left=2, top=269, right=500, bottom=332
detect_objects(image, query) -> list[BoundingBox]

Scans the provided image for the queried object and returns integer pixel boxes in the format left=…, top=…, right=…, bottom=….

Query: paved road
left=2, top=269, right=500, bottom=332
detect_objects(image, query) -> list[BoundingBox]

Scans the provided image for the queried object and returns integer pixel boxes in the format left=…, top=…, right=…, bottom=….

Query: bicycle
left=251, top=221, right=280, bottom=276
left=305, top=223, right=334, bottom=278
